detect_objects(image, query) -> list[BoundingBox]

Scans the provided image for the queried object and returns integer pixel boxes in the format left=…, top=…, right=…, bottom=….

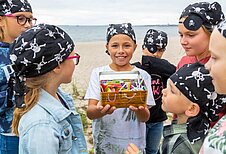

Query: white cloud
left=29, top=0, right=226, bottom=25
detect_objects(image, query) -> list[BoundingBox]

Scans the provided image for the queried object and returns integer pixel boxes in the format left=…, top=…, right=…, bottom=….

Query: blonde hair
left=0, top=16, right=6, bottom=41
left=0, top=28, right=4, bottom=41
left=12, top=73, right=49, bottom=136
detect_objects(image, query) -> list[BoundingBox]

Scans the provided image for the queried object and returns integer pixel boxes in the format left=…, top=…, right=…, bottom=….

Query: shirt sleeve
left=84, top=68, right=101, bottom=101
left=144, top=72, right=155, bottom=106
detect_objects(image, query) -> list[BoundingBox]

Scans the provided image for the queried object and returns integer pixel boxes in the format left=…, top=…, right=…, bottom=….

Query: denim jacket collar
left=37, top=89, right=76, bottom=122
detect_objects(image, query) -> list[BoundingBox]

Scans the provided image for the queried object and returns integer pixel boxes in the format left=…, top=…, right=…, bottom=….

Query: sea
left=57, top=25, right=178, bottom=42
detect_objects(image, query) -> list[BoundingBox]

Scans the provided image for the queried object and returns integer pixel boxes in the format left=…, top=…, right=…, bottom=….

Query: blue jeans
left=145, top=122, right=163, bottom=154
left=0, top=133, right=19, bottom=154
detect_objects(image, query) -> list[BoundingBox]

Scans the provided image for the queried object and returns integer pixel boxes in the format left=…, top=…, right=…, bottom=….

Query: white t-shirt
left=85, top=65, right=155, bottom=154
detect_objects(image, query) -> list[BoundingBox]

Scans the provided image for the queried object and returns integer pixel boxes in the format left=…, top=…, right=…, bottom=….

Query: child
left=159, top=62, right=223, bottom=154
left=200, top=20, right=226, bottom=154
left=175, top=1, right=225, bottom=127
left=85, top=23, right=155, bottom=153
left=0, top=0, right=35, bottom=153
left=177, top=1, right=225, bottom=69
left=10, top=24, right=88, bottom=154
left=133, top=29, right=176, bottom=154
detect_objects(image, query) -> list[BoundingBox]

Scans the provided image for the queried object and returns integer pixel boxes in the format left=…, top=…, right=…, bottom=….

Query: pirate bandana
left=170, top=62, right=224, bottom=143
left=10, top=23, right=75, bottom=107
left=217, top=20, right=226, bottom=39
left=0, top=0, right=32, bottom=16
left=106, top=23, right=136, bottom=44
left=179, top=2, right=225, bottom=32
left=142, top=29, right=168, bottom=53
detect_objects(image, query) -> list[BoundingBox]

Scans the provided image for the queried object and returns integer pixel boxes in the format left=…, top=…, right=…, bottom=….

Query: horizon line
left=56, top=24, right=178, bottom=26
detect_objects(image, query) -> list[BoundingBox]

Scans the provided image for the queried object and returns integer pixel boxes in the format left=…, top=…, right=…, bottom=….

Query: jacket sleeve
left=141, top=56, right=176, bottom=77
left=19, top=122, right=61, bottom=154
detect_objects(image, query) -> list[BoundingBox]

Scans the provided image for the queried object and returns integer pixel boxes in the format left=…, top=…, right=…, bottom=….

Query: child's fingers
left=129, top=105, right=138, bottom=111
left=138, top=106, right=145, bottom=110
left=125, top=143, right=140, bottom=154
left=100, top=104, right=111, bottom=113
left=107, top=106, right=116, bottom=114
left=129, top=143, right=139, bottom=151
left=97, top=101, right=103, bottom=109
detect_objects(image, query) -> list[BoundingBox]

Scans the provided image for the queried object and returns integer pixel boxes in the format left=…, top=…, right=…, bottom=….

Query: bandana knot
left=10, top=23, right=75, bottom=108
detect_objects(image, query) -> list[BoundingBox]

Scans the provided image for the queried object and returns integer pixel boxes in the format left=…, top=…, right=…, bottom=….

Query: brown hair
left=201, top=25, right=211, bottom=37
left=12, top=73, right=49, bottom=136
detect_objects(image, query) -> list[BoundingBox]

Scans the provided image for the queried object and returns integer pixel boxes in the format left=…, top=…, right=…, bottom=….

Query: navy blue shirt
left=0, top=42, right=15, bottom=133
left=133, top=56, right=176, bottom=123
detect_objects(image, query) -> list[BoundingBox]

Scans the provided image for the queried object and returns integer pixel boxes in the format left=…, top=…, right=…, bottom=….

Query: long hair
left=0, top=16, right=5, bottom=41
left=12, top=73, right=49, bottom=135
left=0, top=28, right=4, bottom=41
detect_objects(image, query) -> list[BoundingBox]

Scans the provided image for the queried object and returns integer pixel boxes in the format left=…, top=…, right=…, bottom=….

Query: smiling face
left=205, top=28, right=226, bottom=94
left=106, top=34, right=137, bottom=71
left=178, top=17, right=210, bottom=60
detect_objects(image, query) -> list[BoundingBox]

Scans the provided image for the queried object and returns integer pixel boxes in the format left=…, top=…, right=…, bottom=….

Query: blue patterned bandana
left=0, top=0, right=32, bottom=15
left=10, top=24, right=74, bottom=108
left=217, top=20, right=226, bottom=38
left=170, top=62, right=224, bottom=144
left=106, top=23, right=136, bottom=44
left=179, top=2, right=225, bottom=32
left=142, top=29, right=168, bottom=53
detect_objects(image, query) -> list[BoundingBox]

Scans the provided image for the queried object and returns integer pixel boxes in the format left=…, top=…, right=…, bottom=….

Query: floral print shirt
left=199, top=115, right=226, bottom=154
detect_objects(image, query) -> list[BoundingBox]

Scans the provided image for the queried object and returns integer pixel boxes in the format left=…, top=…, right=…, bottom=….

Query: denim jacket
left=0, top=42, right=15, bottom=133
left=18, top=88, right=88, bottom=154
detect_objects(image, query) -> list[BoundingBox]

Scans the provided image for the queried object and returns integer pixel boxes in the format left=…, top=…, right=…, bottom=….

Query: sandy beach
left=62, top=36, right=185, bottom=96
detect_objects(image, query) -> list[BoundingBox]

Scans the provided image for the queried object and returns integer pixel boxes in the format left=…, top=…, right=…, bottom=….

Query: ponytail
left=12, top=74, right=49, bottom=135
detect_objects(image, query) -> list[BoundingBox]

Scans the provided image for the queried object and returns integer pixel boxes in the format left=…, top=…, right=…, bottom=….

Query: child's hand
left=129, top=105, right=150, bottom=122
left=128, top=105, right=145, bottom=112
left=97, top=102, right=116, bottom=115
left=125, top=143, right=141, bottom=154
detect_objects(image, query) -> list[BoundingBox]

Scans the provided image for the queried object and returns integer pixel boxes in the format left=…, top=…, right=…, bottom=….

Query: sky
left=29, top=0, right=226, bottom=25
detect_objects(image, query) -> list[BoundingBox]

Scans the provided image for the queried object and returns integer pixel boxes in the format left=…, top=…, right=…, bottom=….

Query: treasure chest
left=100, top=71, right=147, bottom=108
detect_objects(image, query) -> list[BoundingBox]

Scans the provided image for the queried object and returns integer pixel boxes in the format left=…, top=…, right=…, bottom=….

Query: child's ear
left=185, top=103, right=200, bottom=117
left=52, top=65, right=62, bottom=74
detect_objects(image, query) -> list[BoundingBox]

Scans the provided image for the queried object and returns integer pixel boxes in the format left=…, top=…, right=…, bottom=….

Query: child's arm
left=129, top=105, right=150, bottom=122
left=87, top=99, right=116, bottom=120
